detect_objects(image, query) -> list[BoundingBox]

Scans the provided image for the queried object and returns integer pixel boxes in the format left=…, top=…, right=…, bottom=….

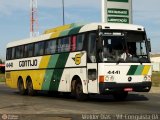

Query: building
left=150, top=55, right=160, bottom=72
left=0, top=64, right=5, bottom=73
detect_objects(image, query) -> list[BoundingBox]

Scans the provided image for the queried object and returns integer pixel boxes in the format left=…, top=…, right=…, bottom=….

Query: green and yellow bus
left=6, top=23, right=152, bottom=100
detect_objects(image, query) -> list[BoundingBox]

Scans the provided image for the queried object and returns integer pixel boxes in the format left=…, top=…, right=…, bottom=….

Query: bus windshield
left=99, top=31, right=150, bottom=63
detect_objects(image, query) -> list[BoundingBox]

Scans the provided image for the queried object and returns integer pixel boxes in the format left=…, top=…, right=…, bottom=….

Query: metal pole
left=101, top=0, right=105, bottom=23
left=130, top=0, right=133, bottom=24
left=62, top=0, right=65, bottom=25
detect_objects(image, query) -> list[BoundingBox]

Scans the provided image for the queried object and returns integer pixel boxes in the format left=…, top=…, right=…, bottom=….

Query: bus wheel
left=75, top=81, right=88, bottom=101
left=17, top=78, right=26, bottom=95
left=113, top=92, right=128, bottom=101
left=27, top=78, right=36, bottom=96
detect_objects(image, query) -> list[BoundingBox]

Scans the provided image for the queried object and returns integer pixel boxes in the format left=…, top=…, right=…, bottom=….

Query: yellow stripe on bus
left=39, top=56, right=51, bottom=69
left=142, top=65, right=151, bottom=75
left=44, top=24, right=71, bottom=34
left=50, top=32, right=61, bottom=39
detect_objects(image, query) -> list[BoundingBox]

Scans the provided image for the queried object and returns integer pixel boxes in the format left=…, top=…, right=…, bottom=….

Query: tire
left=75, top=81, right=88, bottom=101
left=71, top=80, right=76, bottom=97
left=26, top=78, right=36, bottom=96
left=113, top=92, right=128, bottom=101
left=17, top=78, right=27, bottom=95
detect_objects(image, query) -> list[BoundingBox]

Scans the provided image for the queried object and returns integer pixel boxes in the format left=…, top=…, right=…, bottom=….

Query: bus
left=5, top=23, right=152, bottom=101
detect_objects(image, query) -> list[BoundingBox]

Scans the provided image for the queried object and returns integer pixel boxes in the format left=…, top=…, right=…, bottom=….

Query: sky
left=0, top=0, right=160, bottom=61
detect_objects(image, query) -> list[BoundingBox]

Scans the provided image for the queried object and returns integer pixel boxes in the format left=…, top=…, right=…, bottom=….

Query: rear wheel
left=17, top=78, right=26, bottom=95
left=113, top=92, right=128, bottom=101
left=75, top=81, right=88, bottom=101
left=26, top=78, right=36, bottom=96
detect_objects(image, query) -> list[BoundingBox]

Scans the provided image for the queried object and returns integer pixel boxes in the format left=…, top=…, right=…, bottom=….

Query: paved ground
left=0, top=83, right=160, bottom=120
left=149, top=86, right=160, bottom=93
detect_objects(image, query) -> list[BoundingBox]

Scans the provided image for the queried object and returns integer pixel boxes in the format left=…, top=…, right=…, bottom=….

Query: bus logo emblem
left=72, top=53, right=84, bottom=65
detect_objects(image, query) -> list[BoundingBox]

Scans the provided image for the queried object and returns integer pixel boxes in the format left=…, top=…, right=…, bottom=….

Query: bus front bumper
left=99, top=82, right=152, bottom=94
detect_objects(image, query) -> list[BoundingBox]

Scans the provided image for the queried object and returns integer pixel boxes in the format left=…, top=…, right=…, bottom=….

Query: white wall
left=151, top=57, right=160, bottom=71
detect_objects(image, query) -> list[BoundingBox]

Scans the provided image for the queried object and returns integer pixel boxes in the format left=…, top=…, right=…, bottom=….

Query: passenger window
left=45, top=40, right=57, bottom=54
left=77, top=34, right=84, bottom=51
left=24, top=44, right=34, bottom=57
left=16, top=46, right=24, bottom=59
left=6, top=48, right=12, bottom=60
left=34, top=42, right=44, bottom=56
left=11, top=47, right=15, bottom=59
left=58, top=38, right=63, bottom=52
left=63, top=37, right=70, bottom=52
left=71, top=36, right=76, bottom=51
left=58, top=37, right=70, bottom=52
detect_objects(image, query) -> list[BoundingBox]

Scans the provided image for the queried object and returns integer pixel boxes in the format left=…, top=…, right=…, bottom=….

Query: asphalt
left=150, top=86, right=160, bottom=93
left=0, top=82, right=160, bottom=120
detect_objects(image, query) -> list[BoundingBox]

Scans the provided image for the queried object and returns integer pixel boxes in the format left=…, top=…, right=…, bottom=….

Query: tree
left=0, top=59, right=2, bottom=64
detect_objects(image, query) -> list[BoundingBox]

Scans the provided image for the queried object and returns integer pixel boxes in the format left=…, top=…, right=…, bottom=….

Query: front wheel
left=75, top=81, right=88, bottom=101
left=113, top=92, right=128, bottom=101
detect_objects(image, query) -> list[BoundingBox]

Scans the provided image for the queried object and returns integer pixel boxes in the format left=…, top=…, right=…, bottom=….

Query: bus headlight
left=99, top=75, right=114, bottom=83
left=144, top=76, right=151, bottom=81
left=105, top=76, right=114, bottom=82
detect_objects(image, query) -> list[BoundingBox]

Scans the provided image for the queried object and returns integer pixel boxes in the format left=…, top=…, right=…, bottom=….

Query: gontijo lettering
left=19, top=59, right=38, bottom=67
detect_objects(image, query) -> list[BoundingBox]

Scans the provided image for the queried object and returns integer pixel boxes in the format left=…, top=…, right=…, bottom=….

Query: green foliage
left=0, top=74, right=5, bottom=82
left=0, top=59, right=2, bottom=64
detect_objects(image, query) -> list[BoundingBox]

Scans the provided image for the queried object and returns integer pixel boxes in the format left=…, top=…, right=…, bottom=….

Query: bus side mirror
left=147, top=39, right=151, bottom=52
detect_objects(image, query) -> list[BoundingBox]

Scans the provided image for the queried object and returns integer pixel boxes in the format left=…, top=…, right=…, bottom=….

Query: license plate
left=124, top=88, right=133, bottom=92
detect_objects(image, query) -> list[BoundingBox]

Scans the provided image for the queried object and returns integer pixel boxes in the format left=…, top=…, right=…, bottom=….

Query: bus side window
left=45, top=40, right=57, bottom=54
left=58, top=37, right=70, bottom=53
left=11, top=47, right=15, bottom=59
left=61, top=38, right=65, bottom=52
left=24, top=44, right=34, bottom=57
left=16, top=45, right=24, bottom=59
left=64, top=37, right=70, bottom=52
left=6, top=48, right=12, bottom=60
left=34, top=42, right=44, bottom=56
left=58, top=39, right=62, bottom=53
left=88, top=33, right=96, bottom=63
left=71, top=36, right=76, bottom=51
left=77, top=34, right=84, bottom=51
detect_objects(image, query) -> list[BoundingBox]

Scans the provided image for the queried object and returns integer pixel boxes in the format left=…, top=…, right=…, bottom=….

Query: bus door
left=87, top=32, right=98, bottom=93
left=87, top=64, right=98, bottom=93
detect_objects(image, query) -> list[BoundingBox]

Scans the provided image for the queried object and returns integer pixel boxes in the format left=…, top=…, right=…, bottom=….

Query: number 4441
left=107, top=70, right=120, bottom=74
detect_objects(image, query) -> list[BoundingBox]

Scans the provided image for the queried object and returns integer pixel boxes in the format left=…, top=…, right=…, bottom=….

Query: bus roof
left=7, top=23, right=145, bottom=48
